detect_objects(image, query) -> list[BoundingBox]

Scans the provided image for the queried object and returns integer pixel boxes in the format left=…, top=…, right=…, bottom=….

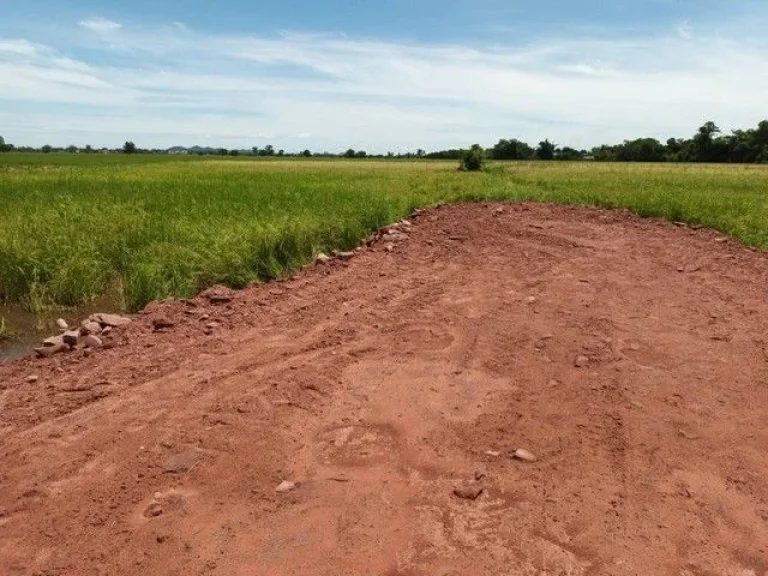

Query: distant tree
left=459, top=144, right=486, bottom=171
left=84, top=145, right=94, bottom=154
left=42, top=144, right=53, bottom=154
left=302, top=149, right=312, bottom=157
left=755, top=120, right=768, bottom=149
left=491, top=138, right=534, bottom=160
left=229, top=149, right=240, bottom=156
left=698, top=121, right=720, bottom=139
left=355, top=150, right=367, bottom=158
left=216, top=148, right=229, bottom=156
left=123, top=141, right=137, bottom=154
left=0, top=136, right=4, bottom=146
left=277, top=149, right=285, bottom=157
left=536, top=140, right=556, bottom=160
left=664, top=138, right=684, bottom=161
left=0, top=136, right=11, bottom=153
left=251, top=146, right=259, bottom=155
left=344, top=148, right=356, bottom=158
left=690, top=121, right=720, bottom=162
left=616, top=138, right=666, bottom=162
left=66, top=145, right=78, bottom=153
left=555, top=146, right=585, bottom=161
left=263, top=144, right=275, bottom=157
left=416, top=148, right=425, bottom=158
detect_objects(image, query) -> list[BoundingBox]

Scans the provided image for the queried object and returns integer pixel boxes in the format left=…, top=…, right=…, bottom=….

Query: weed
left=0, top=317, right=17, bottom=341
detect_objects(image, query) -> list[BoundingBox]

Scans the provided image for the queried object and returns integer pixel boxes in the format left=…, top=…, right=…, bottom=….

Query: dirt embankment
left=1, top=203, right=767, bottom=576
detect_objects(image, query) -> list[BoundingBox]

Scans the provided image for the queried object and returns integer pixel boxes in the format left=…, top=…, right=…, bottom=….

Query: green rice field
left=2, top=154, right=767, bottom=315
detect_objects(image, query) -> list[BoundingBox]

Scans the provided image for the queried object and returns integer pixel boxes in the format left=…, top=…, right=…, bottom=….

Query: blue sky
left=1, top=0, right=767, bottom=152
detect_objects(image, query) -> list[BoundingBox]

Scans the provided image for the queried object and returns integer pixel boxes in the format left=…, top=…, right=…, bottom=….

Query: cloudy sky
left=1, top=0, right=767, bottom=152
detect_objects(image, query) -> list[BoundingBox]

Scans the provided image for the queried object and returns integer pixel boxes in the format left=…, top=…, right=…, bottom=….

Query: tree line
left=1, top=120, right=767, bottom=163
left=473, top=120, right=768, bottom=163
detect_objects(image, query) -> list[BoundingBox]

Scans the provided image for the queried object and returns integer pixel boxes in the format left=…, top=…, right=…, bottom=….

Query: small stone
left=201, top=286, right=234, bottom=304
left=384, top=243, right=395, bottom=253
left=484, top=450, right=501, bottom=457
left=156, top=534, right=168, bottom=543
left=677, top=266, right=685, bottom=273
left=43, top=335, right=65, bottom=347
left=80, top=334, right=103, bottom=349
left=35, top=344, right=67, bottom=358
left=336, top=251, right=355, bottom=260
left=678, top=429, right=700, bottom=440
left=101, top=326, right=112, bottom=336
left=512, top=448, right=537, bottom=462
left=55, top=318, right=68, bottom=330
left=144, top=503, right=163, bottom=517
left=526, top=296, right=537, bottom=304
left=62, top=330, right=80, bottom=348
left=93, top=313, right=132, bottom=327
left=715, top=237, right=728, bottom=243
left=205, top=322, right=219, bottom=330
left=493, top=207, right=504, bottom=216
left=80, top=321, right=102, bottom=335
left=382, top=232, right=407, bottom=243
left=162, top=451, right=199, bottom=474
left=453, top=485, right=484, bottom=500
left=315, top=253, right=331, bottom=265
left=275, top=480, right=297, bottom=493
left=25, top=375, right=39, bottom=383
left=152, top=317, right=175, bottom=331
left=574, top=355, right=590, bottom=368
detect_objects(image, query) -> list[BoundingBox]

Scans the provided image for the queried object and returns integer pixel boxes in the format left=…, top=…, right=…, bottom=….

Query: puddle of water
left=0, top=300, right=125, bottom=362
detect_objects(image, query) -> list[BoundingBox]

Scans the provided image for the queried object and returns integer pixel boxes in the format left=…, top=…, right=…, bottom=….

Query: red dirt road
left=2, top=203, right=768, bottom=576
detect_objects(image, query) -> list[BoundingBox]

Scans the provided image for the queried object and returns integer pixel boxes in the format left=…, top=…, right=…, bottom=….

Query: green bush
left=460, top=145, right=486, bottom=171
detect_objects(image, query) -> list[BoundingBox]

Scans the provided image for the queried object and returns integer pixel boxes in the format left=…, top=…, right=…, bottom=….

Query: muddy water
left=0, top=302, right=125, bottom=362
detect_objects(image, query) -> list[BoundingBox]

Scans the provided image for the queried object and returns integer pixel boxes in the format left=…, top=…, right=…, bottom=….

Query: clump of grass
left=1, top=155, right=767, bottom=312
left=0, top=317, right=17, bottom=342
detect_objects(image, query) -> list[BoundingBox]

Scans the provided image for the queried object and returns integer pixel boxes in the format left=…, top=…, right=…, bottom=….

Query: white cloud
left=676, top=21, right=694, bottom=39
left=79, top=17, right=123, bottom=33
left=0, top=38, right=44, bottom=56
left=1, top=16, right=768, bottom=151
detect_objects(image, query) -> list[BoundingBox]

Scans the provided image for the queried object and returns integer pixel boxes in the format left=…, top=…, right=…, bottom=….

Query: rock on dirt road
left=1, top=203, right=768, bottom=576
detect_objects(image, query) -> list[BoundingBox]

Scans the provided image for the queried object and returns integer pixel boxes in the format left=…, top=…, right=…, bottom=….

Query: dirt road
left=2, top=203, right=767, bottom=575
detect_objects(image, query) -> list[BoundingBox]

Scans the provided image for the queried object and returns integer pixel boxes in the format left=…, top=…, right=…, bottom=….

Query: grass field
left=2, top=154, right=767, bottom=314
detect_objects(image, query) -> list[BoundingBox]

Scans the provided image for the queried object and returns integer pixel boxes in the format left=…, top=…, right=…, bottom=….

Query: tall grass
left=1, top=155, right=767, bottom=312
left=0, top=316, right=17, bottom=341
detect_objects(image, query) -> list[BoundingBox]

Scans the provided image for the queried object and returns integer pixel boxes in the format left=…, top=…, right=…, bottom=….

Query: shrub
left=459, top=145, right=486, bottom=171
